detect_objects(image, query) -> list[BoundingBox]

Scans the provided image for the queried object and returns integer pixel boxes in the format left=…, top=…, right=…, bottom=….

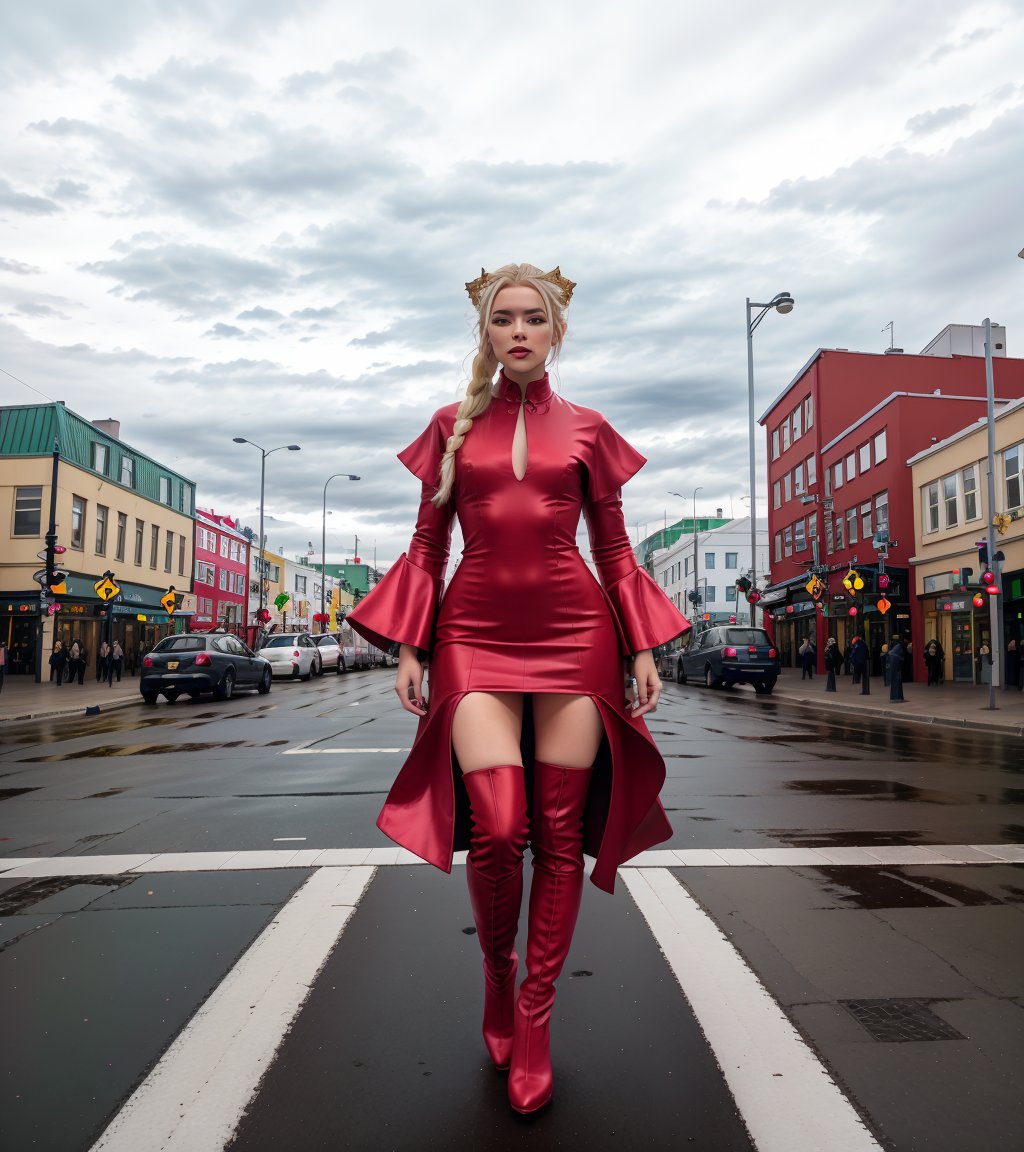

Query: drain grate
left=840, top=998, right=965, bottom=1042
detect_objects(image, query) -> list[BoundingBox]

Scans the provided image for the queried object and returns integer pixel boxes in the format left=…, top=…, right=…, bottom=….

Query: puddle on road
left=757, top=828, right=929, bottom=847
left=19, top=738, right=290, bottom=762
left=0, top=787, right=40, bottom=800
left=784, top=778, right=961, bottom=804
left=812, top=866, right=1002, bottom=909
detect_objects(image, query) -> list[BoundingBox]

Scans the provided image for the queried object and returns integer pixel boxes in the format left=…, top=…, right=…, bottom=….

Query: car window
left=225, top=637, right=248, bottom=656
left=315, top=636, right=337, bottom=647
left=155, top=636, right=207, bottom=652
left=724, top=629, right=772, bottom=646
left=263, top=636, right=297, bottom=648
left=211, top=636, right=232, bottom=653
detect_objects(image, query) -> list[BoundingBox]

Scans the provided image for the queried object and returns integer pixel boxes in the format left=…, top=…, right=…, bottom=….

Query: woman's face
left=487, top=284, right=560, bottom=383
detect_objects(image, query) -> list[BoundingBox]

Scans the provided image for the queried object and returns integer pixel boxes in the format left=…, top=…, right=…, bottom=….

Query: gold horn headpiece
left=465, top=266, right=576, bottom=310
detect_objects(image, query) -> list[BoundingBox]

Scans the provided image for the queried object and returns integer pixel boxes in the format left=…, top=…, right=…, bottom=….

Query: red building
left=191, top=509, right=250, bottom=633
left=758, top=328, right=1024, bottom=675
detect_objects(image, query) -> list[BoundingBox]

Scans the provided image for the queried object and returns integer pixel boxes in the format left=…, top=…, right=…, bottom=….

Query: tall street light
left=690, top=485, right=703, bottom=618
left=232, top=438, right=301, bottom=622
left=322, top=472, right=361, bottom=629
left=746, top=291, right=795, bottom=625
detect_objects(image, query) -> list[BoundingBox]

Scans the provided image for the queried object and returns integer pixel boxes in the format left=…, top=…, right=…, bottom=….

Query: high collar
left=498, top=370, right=553, bottom=408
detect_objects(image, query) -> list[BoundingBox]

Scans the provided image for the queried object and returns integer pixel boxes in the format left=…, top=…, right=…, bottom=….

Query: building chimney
left=91, top=418, right=120, bottom=439
left=716, top=507, right=723, bottom=518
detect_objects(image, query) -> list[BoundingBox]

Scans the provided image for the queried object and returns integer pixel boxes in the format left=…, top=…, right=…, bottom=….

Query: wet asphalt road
left=1, top=670, right=1022, bottom=1151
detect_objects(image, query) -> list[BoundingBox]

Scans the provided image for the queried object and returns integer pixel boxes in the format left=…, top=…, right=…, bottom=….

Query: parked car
left=140, top=632, right=272, bottom=704
left=313, top=634, right=346, bottom=673
left=259, top=632, right=323, bottom=680
left=656, top=644, right=687, bottom=680
left=341, top=645, right=356, bottom=668
left=676, top=625, right=780, bottom=694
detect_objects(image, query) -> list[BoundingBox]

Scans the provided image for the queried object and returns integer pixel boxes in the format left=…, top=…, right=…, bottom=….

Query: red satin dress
left=348, top=372, right=690, bottom=893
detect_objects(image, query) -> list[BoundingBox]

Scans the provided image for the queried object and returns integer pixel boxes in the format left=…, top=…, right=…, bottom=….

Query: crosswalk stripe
left=89, top=866, right=375, bottom=1152
left=623, top=867, right=883, bottom=1152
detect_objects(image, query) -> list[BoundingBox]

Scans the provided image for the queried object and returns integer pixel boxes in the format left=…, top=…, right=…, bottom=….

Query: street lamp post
left=232, top=438, right=301, bottom=624
left=746, top=291, right=795, bottom=625
left=691, top=485, right=703, bottom=618
left=322, top=473, right=361, bottom=629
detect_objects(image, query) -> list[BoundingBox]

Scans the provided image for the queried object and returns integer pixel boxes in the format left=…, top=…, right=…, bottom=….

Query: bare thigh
left=533, top=693, right=603, bottom=769
left=452, top=692, right=524, bottom=774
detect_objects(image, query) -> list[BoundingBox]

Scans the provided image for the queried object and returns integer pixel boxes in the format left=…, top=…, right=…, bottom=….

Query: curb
left=766, top=692, right=1024, bottom=738
left=2, top=695, right=142, bottom=724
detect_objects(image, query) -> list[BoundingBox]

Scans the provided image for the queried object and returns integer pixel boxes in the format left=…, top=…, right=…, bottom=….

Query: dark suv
left=676, top=625, right=780, bottom=694
left=140, top=632, right=272, bottom=704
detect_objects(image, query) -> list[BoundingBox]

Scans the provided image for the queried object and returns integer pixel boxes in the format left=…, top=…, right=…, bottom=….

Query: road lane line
left=622, top=867, right=882, bottom=1152
left=90, top=865, right=375, bottom=1152
left=281, top=746, right=412, bottom=754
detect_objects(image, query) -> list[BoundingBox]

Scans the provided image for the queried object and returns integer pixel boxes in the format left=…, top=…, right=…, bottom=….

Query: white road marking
left=623, top=867, right=883, bottom=1152
left=1, top=844, right=1018, bottom=877
left=281, top=746, right=411, bottom=755
left=89, top=865, right=375, bottom=1152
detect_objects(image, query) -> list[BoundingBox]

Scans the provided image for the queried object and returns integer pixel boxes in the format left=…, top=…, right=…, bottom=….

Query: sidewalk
left=767, top=666, right=1024, bottom=736
left=0, top=673, right=143, bottom=724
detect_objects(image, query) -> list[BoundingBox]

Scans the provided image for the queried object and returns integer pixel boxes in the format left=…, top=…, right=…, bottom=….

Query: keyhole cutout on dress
left=512, top=402, right=528, bottom=481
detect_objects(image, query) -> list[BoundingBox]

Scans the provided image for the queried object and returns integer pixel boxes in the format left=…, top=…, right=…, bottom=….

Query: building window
left=846, top=453, right=856, bottom=483
left=873, top=429, right=887, bottom=464
left=784, top=473, right=792, bottom=502
left=833, top=462, right=843, bottom=490
left=230, top=540, right=240, bottom=562
left=861, top=501, right=872, bottom=540
left=725, top=552, right=738, bottom=569
left=846, top=507, right=858, bottom=546
left=150, top=524, right=159, bottom=568
left=164, top=529, right=173, bottom=572
left=179, top=534, right=186, bottom=576
left=771, top=429, right=780, bottom=460
left=159, top=476, right=171, bottom=505
left=295, top=574, right=307, bottom=594
left=782, top=420, right=791, bottom=452
left=859, top=443, right=871, bottom=473
left=784, top=525, right=792, bottom=557
left=94, top=504, right=108, bottom=554
left=177, top=482, right=185, bottom=512
left=120, top=456, right=134, bottom=488
left=726, top=584, right=737, bottom=603
left=834, top=515, right=844, bottom=550
left=808, top=511, right=818, bottom=539
left=792, top=404, right=802, bottom=440
left=774, top=533, right=782, bottom=562
left=221, top=536, right=230, bottom=558
left=924, top=482, right=939, bottom=533
left=196, top=560, right=215, bottom=584
left=1005, top=442, right=1023, bottom=509
left=806, top=454, right=816, bottom=488
left=824, top=465, right=832, bottom=498
left=13, top=486, right=43, bottom=536
left=773, top=480, right=781, bottom=509
left=134, top=519, right=144, bottom=565
left=92, top=442, right=108, bottom=474
left=804, top=394, right=813, bottom=430
left=794, top=462, right=805, bottom=496
left=685, top=555, right=692, bottom=576
left=962, top=465, right=979, bottom=521
left=71, top=495, right=85, bottom=549
left=705, top=552, right=716, bottom=569
left=219, top=568, right=228, bottom=591
left=942, top=474, right=958, bottom=528
left=875, top=491, right=889, bottom=534
left=794, top=518, right=806, bottom=551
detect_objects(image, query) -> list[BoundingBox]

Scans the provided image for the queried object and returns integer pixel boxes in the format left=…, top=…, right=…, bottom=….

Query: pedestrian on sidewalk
left=99, top=639, right=112, bottom=684
left=925, top=638, right=944, bottom=685
left=851, top=635, right=869, bottom=694
left=0, top=638, right=7, bottom=695
left=799, top=637, right=815, bottom=679
left=49, top=640, right=66, bottom=685
left=67, top=639, right=81, bottom=684
left=824, top=637, right=841, bottom=693
left=112, top=640, right=124, bottom=682
left=887, top=638, right=906, bottom=702
left=75, top=641, right=87, bottom=685
left=1006, top=638, right=1019, bottom=693
left=881, top=641, right=890, bottom=686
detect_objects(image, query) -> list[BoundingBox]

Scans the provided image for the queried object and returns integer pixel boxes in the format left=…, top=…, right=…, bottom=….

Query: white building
left=647, top=516, right=769, bottom=622
left=284, top=554, right=335, bottom=631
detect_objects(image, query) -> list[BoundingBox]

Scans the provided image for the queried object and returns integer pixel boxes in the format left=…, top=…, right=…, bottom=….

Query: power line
left=0, top=364, right=55, bottom=402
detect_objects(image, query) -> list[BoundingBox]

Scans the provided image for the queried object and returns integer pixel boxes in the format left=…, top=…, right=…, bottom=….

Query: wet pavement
left=0, top=670, right=1021, bottom=1150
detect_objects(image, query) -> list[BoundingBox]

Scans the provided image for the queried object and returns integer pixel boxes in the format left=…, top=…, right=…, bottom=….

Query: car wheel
left=257, top=668, right=272, bottom=694
left=754, top=679, right=776, bottom=696
left=188, top=690, right=201, bottom=701
left=142, top=691, right=159, bottom=705
left=215, top=669, right=235, bottom=700
left=300, top=661, right=312, bottom=681
left=335, top=657, right=343, bottom=675
left=704, top=666, right=717, bottom=689
left=676, top=661, right=687, bottom=685
left=164, top=690, right=179, bottom=703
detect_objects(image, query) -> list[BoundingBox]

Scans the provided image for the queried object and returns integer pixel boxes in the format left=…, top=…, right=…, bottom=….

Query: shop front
left=920, top=593, right=991, bottom=684
left=1, top=598, right=42, bottom=678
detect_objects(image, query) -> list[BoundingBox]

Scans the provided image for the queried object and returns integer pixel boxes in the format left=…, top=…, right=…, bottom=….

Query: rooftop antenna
left=882, top=320, right=903, bottom=355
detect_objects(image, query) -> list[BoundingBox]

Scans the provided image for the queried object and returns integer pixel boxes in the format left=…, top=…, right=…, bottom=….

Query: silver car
left=258, top=632, right=322, bottom=680
left=313, top=634, right=346, bottom=674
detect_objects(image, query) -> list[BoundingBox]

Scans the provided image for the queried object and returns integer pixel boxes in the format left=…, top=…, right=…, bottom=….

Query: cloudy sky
left=2, top=0, right=1022, bottom=569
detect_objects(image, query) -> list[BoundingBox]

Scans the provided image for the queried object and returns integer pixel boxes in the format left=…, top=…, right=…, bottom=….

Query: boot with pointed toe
left=462, top=765, right=528, bottom=1070
left=508, top=761, right=593, bottom=1114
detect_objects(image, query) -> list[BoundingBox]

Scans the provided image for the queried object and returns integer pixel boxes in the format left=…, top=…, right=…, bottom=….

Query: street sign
left=877, top=597, right=891, bottom=615
left=161, top=588, right=177, bottom=614
left=49, top=581, right=67, bottom=596
left=94, top=575, right=121, bottom=602
left=804, top=576, right=825, bottom=600
left=32, top=568, right=50, bottom=585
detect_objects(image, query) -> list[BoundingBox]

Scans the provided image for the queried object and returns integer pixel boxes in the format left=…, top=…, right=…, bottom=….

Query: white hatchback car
left=258, top=633, right=322, bottom=680
left=313, top=634, right=346, bottom=674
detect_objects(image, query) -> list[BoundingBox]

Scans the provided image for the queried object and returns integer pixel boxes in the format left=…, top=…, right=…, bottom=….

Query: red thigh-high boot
left=508, top=760, right=593, bottom=1114
left=462, top=765, right=529, bottom=1070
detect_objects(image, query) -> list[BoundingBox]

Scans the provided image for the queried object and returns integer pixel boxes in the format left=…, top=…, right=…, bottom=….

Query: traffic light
left=959, top=567, right=973, bottom=589
left=747, top=589, right=761, bottom=604
left=735, top=576, right=752, bottom=595
left=688, top=590, right=702, bottom=605
left=982, top=570, right=998, bottom=596
left=978, top=543, right=989, bottom=566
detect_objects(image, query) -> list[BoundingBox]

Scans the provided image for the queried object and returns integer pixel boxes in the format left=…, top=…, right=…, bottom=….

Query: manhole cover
left=840, top=998, right=964, bottom=1042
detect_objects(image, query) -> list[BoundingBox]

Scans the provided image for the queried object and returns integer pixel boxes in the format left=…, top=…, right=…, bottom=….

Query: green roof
left=0, top=402, right=196, bottom=511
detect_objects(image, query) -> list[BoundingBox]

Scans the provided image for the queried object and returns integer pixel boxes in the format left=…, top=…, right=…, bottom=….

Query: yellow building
left=1, top=403, right=196, bottom=680
left=908, top=396, right=1024, bottom=684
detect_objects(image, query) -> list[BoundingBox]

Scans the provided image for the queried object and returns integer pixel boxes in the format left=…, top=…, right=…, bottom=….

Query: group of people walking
left=48, top=639, right=124, bottom=685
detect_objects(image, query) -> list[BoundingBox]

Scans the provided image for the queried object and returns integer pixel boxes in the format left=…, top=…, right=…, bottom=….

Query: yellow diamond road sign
left=161, top=589, right=177, bottom=614
left=94, top=576, right=121, bottom=602
left=805, top=576, right=824, bottom=600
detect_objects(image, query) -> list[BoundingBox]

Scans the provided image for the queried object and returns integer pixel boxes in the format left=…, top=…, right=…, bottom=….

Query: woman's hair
left=432, top=263, right=569, bottom=506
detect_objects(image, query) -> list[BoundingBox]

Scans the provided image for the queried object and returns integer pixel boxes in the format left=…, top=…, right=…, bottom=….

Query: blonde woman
left=349, top=263, right=688, bottom=1114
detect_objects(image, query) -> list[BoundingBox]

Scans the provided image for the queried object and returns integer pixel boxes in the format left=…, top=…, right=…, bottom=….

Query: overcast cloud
left=1, top=0, right=1022, bottom=568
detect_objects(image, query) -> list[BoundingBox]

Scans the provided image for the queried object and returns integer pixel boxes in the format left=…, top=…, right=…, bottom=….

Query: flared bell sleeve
left=585, top=418, right=648, bottom=501
left=347, top=413, right=456, bottom=652
left=584, top=432, right=691, bottom=656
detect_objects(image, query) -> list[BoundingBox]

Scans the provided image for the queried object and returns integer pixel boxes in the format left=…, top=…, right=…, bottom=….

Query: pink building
left=191, top=509, right=250, bottom=632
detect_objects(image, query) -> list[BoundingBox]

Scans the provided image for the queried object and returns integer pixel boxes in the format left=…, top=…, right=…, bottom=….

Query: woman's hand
left=395, top=643, right=428, bottom=717
left=627, top=649, right=661, bottom=718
